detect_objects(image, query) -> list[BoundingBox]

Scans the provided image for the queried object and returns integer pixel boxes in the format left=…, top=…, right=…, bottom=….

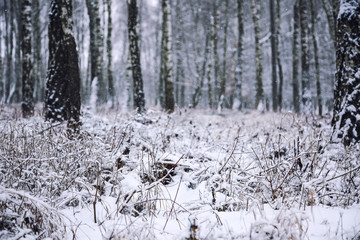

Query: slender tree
left=174, top=0, right=185, bottom=107
left=332, top=0, right=360, bottom=146
left=251, top=0, right=264, bottom=109
left=270, top=0, right=278, bottom=111
left=219, top=0, right=229, bottom=110
left=160, top=0, right=174, bottom=112
left=299, top=0, right=312, bottom=114
left=292, top=0, right=300, bottom=113
left=207, top=16, right=214, bottom=109
left=86, top=0, right=106, bottom=105
left=192, top=21, right=210, bottom=108
left=276, top=0, right=284, bottom=111
left=106, top=0, right=115, bottom=106
left=310, top=0, right=322, bottom=116
left=233, top=0, right=243, bottom=111
left=127, top=0, right=145, bottom=113
left=45, top=0, right=81, bottom=127
left=4, top=0, right=13, bottom=103
left=32, top=0, right=44, bottom=102
left=212, top=0, right=220, bottom=108
left=21, top=0, right=34, bottom=117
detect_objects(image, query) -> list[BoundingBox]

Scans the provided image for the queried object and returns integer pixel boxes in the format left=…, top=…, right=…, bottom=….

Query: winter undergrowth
left=0, top=104, right=359, bottom=239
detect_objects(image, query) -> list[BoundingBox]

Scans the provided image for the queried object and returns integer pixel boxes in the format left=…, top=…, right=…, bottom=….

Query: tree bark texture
left=160, top=0, right=174, bottom=113
left=251, top=0, right=264, bottom=109
left=45, top=0, right=81, bottom=126
left=270, top=0, right=278, bottom=112
left=300, top=0, right=312, bottom=114
left=21, top=0, right=34, bottom=117
left=292, top=0, right=300, bottom=113
left=128, top=0, right=145, bottom=113
left=332, top=0, right=360, bottom=146
left=276, top=0, right=284, bottom=111
left=233, top=0, right=243, bottom=111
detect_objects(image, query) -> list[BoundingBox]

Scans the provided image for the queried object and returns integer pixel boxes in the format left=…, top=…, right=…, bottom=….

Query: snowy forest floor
left=0, top=104, right=360, bottom=240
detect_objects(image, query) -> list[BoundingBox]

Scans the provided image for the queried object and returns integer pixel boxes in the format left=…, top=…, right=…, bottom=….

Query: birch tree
left=160, top=0, right=174, bottom=113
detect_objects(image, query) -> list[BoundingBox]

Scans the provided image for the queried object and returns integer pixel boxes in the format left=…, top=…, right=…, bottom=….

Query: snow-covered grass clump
left=1, top=105, right=359, bottom=239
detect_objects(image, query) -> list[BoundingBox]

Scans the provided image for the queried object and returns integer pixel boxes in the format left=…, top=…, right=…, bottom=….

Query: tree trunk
left=321, top=0, right=336, bottom=48
left=160, top=0, right=174, bottom=113
left=21, top=0, right=34, bottom=117
left=45, top=0, right=81, bottom=128
left=270, top=0, right=278, bottom=112
left=332, top=0, right=360, bottom=146
left=175, top=0, right=185, bottom=107
left=212, top=0, right=220, bottom=108
left=192, top=20, right=209, bottom=108
left=4, top=0, right=13, bottom=103
left=292, top=0, right=300, bottom=113
left=128, top=0, right=145, bottom=113
left=233, top=0, right=243, bottom=111
left=86, top=0, right=106, bottom=105
left=12, top=1, right=22, bottom=103
left=299, top=0, right=312, bottom=114
left=32, top=0, right=44, bottom=102
left=106, top=0, right=115, bottom=106
left=219, top=0, right=229, bottom=111
left=251, top=0, right=264, bottom=109
left=310, top=0, right=322, bottom=116
left=276, top=0, right=284, bottom=111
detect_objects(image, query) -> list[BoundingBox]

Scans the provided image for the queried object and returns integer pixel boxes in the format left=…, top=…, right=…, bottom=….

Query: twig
left=163, top=175, right=183, bottom=231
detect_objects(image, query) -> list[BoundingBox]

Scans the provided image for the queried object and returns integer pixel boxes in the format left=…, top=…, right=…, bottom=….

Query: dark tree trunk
left=21, top=0, right=34, bottom=117
left=310, top=0, right=322, bottom=116
left=270, top=0, right=278, bottom=112
left=106, top=0, right=115, bottom=106
left=160, top=0, right=174, bottom=113
left=233, top=0, right=243, bottom=111
left=32, top=0, right=44, bottom=102
left=300, top=0, right=312, bottom=114
left=276, top=0, right=284, bottom=111
left=251, top=0, right=264, bottom=109
left=219, top=0, right=229, bottom=111
left=127, top=0, right=145, bottom=113
left=292, top=0, right=300, bottom=113
left=45, top=0, right=81, bottom=127
left=332, top=0, right=360, bottom=146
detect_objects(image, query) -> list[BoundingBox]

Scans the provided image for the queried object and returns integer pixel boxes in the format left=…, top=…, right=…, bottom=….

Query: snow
left=1, top=106, right=360, bottom=239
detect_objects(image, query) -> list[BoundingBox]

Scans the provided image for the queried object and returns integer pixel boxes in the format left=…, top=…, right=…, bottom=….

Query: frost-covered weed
left=0, top=106, right=359, bottom=239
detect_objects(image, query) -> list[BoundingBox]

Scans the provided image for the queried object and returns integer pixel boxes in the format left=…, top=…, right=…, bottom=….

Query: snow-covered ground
left=1, top=105, right=359, bottom=239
